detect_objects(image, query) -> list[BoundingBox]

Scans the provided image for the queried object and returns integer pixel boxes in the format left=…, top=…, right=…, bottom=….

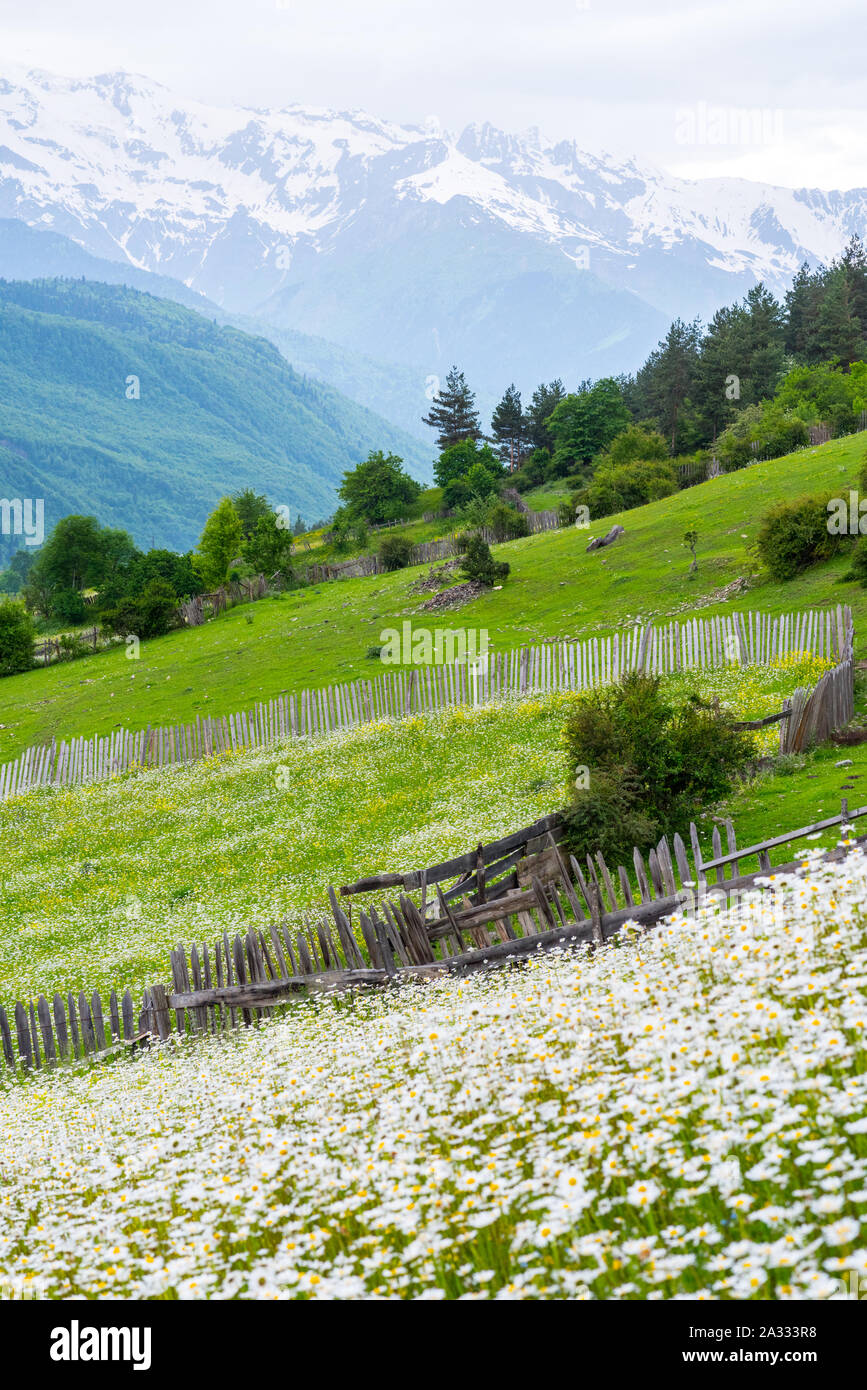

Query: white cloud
left=0, top=0, right=864, bottom=189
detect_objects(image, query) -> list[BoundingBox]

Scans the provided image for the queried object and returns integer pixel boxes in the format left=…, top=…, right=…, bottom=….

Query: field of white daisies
left=2, top=842, right=867, bottom=1299
left=2, top=651, right=864, bottom=1301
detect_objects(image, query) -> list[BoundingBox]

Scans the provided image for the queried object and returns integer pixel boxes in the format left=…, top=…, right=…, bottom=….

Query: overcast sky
left=1, top=0, right=865, bottom=189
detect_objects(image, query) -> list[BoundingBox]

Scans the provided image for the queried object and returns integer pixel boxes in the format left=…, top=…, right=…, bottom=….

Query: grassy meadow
left=0, top=651, right=856, bottom=1008
left=1, top=434, right=866, bottom=766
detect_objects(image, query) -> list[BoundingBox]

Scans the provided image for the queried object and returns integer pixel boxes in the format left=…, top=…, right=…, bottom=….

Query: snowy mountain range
left=1, top=65, right=866, bottom=433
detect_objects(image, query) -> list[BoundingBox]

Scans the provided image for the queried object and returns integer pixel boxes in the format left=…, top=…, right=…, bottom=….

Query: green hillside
left=0, top=278, right=431, bottom=563
left=0, top=430, right=864, bottom=764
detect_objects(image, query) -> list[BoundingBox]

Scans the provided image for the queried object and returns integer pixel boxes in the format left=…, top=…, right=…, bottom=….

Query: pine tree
left=490, top=383, right=526, bottom=469
left=741, top=283, right=786, bottom=402
left=784, top=261, right=815, bottom=357
left=422, top=366, right=481, bottom=450
left=842, top=234, right=867, bottom=339
left=814, top=266, right=865, bottom=368
left=638, top=318, right=702, bottom=451
left=525, top=380, right=566, bottom=453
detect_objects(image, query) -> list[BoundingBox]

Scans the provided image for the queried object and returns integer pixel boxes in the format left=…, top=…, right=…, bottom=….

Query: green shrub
left=379, top=534, right=415, bottom=571
left=57, top=632, right=91, bottom=661
left=442, top=476, right=472, bottom=510
left=488, top=503, right=529, bottom=542
left=136, top=578, right=179, bottom=639
left=755, top=493, right=841, bottom=581
left=841, top=534, right=867, bottom=584
left=572, top=459, right=678, bottom=522
left=0, top=599, right=35, bottom=675
left=51, top=587, right=87, bottom=625
left=459, top=535, right=509, bottom=587
left=561, top=672, right=754, bottom=863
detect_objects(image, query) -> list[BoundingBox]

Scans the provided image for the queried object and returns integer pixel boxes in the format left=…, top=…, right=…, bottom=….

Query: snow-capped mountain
left=1, top=65, right=865, bottom=420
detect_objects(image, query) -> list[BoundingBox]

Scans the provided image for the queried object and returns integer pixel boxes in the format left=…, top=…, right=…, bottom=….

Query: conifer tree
left=490, top=383, right=526, bottom=469
left=422, top=366, right=481, bottom=451
left=525, top=379, right=566, bottom=453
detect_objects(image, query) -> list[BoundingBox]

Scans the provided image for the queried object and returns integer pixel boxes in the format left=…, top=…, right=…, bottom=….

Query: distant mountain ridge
left=0, top=218, right=433, bottom=442
left=0, top=278, right=431, bottom=562
left=1, top=66, right=866, bottom=419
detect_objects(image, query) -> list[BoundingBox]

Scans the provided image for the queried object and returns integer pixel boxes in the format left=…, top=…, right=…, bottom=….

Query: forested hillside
left=0, top=279, right=430, bottom=562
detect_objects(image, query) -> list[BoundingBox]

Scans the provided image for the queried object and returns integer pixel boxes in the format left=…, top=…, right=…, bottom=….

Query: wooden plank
left=37, top=995, right=56, bottom=1066
left=68, top=993, right=80, bottom=1057
left=632, top=848, right=653, bottom=904
left=91, top=991, right=107, bottom=1051
left=109, top=989, right=121, bottom=1043
left=122, top=990, right=135, bottom=1042
left=15, top=1002, right=32, bottom=1069
left=0, top=1005, right=14, bottom=1068
left=47, top=994, right=68, bottom=1060
left=78, top=992, right=95, bottom=1054
left=617, top=865, right=635, bottom=909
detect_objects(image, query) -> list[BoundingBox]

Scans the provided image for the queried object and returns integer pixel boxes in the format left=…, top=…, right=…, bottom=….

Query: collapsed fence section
left=5, top=793, right=867, bottom=1074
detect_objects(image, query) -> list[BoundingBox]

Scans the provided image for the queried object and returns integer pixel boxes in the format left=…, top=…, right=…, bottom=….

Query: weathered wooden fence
left=0, top=605, right=853, bottom=803
left=303, top=512, right=561, bottom=583
left=32, top=576, right=270, bottom=665
left=780, top=626, right=855, bottom=753
left=5, top=795, right=864, bottom=1074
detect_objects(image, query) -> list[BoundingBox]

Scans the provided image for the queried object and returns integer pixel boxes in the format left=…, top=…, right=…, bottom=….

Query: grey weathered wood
left=711, top=826, right=725, bottom=885
left=617, top=865, right=635, bottom=909
left=328, top=885, right=366, bottom=967
left=725, top=820, right=739, bottom=877
left=91, top=991, right=106, bottom=1051
left=37, top=995, right=56, bottom=1065
left=339, top=812, right=563, bottom=894
left=78, top=992, right=95, bottom=1054
left=28, top=1002, right=42, bottom=1069
left=647, top=848, right=665, bottom=898
left=297, top=933, right=314, bottom=975
left=589, top=882, right=604, bottom=946
left=672, top=832, right=692, bottom=887
left=0, top=1005, right=14, bottom=1067
left=122, top=990, right=135, bottom=1041
left=109, top=989, right=121, bottom=1042
left=15, top=1002, right=32, bottom=1068
left=68, top=993, right=80, bottom=1057
left=595, top=851, right=619, bottom=914
left=149, top=983, right=172, bottom=1041
left=701, top=802, right=867, bottom=872
left=633, top=848, right=653, bottom=903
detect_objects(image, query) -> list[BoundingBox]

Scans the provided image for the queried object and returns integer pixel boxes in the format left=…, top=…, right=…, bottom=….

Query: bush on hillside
left=488, top=503, right=529, bottom=542
left=52, top=587, right=88, bottom=625
left=716, top=402, right=809, bottom=471
left=100, top=578, right=178, bottom=641
left=841, top=535, right=867, bottom=585
left=562, top=672, right=754, bottom=864
left=755, top=493, right=842, bottom=581
left=0, top=599, right=36, bottom=676
left=571, top=459, right=678, bottom=522
left=379, top=534, right=415, bottom=571
left=459, top=535, right=509, bottom=587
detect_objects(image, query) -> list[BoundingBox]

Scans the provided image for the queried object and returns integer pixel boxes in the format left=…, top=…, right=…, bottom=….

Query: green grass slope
left=0, top=278, right=431, bottom=564
left=1, top=431, right=864, bottom=764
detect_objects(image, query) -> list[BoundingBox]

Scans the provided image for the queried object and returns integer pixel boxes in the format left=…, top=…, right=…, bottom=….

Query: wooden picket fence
left=780, top=624, right=855, bottom=753
left=5, top=794, right=866, bottom=1074
left=0, top=605, right=854, bottom=803
left=303, top=512, right=561, bottom=583
left=31, top=575, right=270, bottom=666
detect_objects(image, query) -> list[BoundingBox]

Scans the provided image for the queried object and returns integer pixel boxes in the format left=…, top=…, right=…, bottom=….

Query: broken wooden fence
left=4, top=799, right=866, bottom=1074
